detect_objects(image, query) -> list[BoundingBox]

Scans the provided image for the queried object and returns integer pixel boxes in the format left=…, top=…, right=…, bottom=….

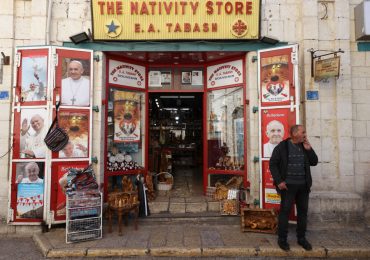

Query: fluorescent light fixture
left=69, top=32, right=90, bottom=44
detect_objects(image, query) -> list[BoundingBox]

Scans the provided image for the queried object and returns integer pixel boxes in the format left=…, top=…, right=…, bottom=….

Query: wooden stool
left=108, top=203, right=139, bottom=236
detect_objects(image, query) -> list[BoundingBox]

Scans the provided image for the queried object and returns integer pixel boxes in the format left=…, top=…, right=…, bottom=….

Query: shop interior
left=148, top=93, right=203, bottom=195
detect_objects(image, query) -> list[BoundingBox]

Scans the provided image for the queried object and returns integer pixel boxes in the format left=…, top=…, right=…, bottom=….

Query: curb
left=87, top=248, right=148, bottom=257
left=33, top=235, right=370, bottom=258
left=33, top=234, right=51, bottom=257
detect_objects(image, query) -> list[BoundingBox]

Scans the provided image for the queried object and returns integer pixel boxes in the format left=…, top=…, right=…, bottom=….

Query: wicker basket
left=156, top=172, right=173, bottom=191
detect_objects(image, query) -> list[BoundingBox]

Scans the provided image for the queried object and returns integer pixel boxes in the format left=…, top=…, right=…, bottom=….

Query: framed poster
left=191, top=70, right=202, bottom=85
left=113, top=90, right=141, bottom=143
left=261, top=108, right=295, bottom=158
left=13, top=108, right=48, bottom=159
left=149, top=71, right=162, bottom=87
left=15, top=48, right=49, bottom=106
left=60, top=59, right=91, bottom=106
left=161, top=71, right=171, bottom=85
left=54, top=109, right=89, bottom=158
left=54, top=48, right=92, bottom=107
left=259, top=46, right=297, bottom=107
left=50, top=161, right=89, bottom=221
left=181, top=71, right=192, bottom=84
left=21, top=56, right=47, bottom=102
left=13, top=162, right=45, bottom=221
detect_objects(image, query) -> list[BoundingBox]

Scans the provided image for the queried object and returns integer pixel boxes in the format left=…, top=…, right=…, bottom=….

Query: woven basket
left=156, top=172, right=173, bottom=191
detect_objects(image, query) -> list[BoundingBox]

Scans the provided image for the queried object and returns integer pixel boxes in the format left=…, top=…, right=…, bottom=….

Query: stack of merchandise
left=65, top=165, right=102, bottom=243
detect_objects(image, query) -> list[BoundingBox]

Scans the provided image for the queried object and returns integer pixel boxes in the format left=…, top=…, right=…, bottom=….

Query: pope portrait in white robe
left=61, top=60, right=90, bottom=106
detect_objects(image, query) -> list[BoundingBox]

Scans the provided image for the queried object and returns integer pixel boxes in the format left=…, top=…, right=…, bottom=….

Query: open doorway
left=148, top=93, right=203, bottom=196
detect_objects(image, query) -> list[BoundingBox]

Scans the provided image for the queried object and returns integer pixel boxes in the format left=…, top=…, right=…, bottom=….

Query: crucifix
left=70, top=97, right=76, bottom=105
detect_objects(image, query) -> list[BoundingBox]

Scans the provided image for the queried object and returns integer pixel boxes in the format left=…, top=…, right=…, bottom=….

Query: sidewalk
left=33, top=216, right=370, bottom=258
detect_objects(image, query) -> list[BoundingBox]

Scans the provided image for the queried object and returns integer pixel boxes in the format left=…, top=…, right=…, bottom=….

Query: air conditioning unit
left=355, top=1, right=370, bottom=41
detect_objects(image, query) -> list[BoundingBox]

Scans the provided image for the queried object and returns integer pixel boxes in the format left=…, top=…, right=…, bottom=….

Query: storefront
left=3, top=0, right=368, bottom=227
left=6, top=0, right=304, bottom=225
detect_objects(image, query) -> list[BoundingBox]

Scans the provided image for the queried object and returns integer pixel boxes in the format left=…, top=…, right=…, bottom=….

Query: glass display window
left=106, top=88, right=146, bottom=172
left=207, top=87, right=244, bottom=171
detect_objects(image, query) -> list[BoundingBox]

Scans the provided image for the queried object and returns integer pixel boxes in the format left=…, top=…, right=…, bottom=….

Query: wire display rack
left=66, top=192, right=102, bottom=243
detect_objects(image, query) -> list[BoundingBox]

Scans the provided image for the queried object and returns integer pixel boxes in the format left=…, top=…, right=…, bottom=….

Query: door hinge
left=291, top=46, right=298, bottom=65
left=52, top=53, right=58, bottom=66
left=46, top=210, right=54, bottom=228
left=15, top=53, right=21, bottom=67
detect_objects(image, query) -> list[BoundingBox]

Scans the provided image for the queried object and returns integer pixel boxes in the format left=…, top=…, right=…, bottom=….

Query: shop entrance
left=148, top=93, right=203, bottom=196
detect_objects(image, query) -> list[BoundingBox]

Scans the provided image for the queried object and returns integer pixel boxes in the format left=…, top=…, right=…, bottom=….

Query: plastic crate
left=67, top=229, right=102, bottom=243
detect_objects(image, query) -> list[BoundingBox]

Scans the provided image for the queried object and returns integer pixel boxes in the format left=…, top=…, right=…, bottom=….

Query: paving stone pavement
left=29, top=218, right=370, bottom=258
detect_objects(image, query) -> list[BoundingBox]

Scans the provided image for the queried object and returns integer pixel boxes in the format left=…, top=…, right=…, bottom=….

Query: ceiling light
left=174, top=62, right=179, bottom=65
left=148, top=59, right=154, bottom=62
left=127, top=52, right=133, bottom=56
left=199, top=59, right=204, bottom=62
left=173, top=56, right=179, bottom=59
left=219, top=52, right=225, bottom=56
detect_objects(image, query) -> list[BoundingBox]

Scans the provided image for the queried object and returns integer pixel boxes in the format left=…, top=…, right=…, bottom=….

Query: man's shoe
left=278, top=239, right=290, bottom=251
left=298, top=238, right=312, bottom=251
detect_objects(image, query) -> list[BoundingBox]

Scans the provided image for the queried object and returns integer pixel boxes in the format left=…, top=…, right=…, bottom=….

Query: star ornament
left=104, top=19, right=122, bottom=38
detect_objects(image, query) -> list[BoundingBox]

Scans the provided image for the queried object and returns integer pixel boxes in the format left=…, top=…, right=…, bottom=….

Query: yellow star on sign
left=104, top=19, right=122, bottom=38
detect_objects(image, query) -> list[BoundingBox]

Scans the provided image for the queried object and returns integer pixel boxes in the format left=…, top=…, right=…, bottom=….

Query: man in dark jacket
left=269, top=125, right=318, bottom=251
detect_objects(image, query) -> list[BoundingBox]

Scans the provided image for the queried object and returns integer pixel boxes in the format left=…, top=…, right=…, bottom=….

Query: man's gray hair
left=290, top=124, right=303, bottom=136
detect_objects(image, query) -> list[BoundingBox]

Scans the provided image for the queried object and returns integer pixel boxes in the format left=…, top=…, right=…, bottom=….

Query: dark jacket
left=269, top=138, right=318, bottom=192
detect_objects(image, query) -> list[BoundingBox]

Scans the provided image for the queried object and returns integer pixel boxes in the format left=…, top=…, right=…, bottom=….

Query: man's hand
left=303, top=138, right=312, bottom=150
left=278, top=181, right=288, bottom=190
left=22, top=150, right=35, bottom=158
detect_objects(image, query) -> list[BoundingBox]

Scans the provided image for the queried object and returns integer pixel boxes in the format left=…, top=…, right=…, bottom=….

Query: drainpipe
left=46, top=0, right=53, bottom=45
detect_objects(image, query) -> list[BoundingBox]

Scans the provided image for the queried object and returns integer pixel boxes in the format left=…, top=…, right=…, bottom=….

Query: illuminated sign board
left=92, top=0, right=261, bottom=40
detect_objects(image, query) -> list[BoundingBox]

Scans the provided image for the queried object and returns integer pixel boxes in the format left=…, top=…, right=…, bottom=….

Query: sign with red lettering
left=109, top=60, right=146, bottom=88
left=92, top=0, right=261, bottom=40
left=207, top=59, right=243, bottom=88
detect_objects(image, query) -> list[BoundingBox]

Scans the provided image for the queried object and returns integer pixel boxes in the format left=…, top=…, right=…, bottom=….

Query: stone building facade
left=0, top=0, right=369, bottom=226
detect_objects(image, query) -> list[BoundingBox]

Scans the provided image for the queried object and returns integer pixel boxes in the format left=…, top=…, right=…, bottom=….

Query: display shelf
left=66, top=192, right=102, bottom=243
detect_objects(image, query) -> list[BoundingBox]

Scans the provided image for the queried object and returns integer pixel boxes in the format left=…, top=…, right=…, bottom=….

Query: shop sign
left=108, top=60, right=146, bottom=88
left=92, top=0, right=260, bottom=40
left=314, top=56, right=340, bottom=82
left=207, top=59, right=243, bottom=88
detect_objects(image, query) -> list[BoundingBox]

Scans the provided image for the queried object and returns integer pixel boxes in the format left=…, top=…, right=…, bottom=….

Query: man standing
left=61, top=60, right=90, bottom=106
left=263, top=120, right=285, bottom=157
left=269, top=125, right=318, bottom=251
